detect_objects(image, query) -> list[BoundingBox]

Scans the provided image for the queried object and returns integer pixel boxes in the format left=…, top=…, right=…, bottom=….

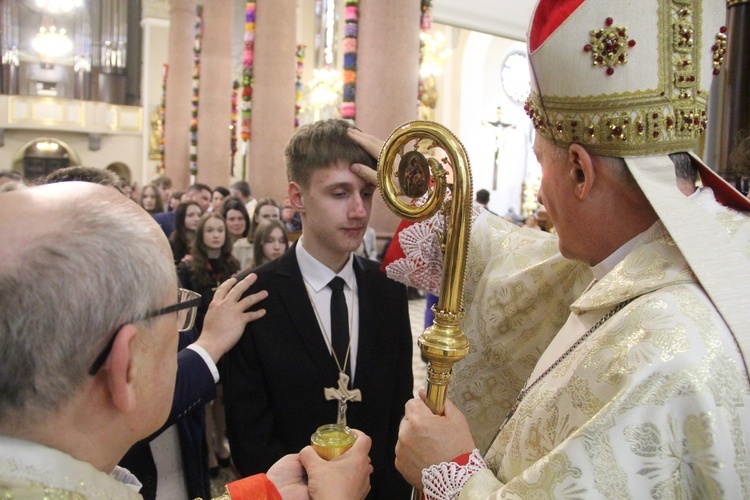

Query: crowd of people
left=1, top=0, right=750, bottom=499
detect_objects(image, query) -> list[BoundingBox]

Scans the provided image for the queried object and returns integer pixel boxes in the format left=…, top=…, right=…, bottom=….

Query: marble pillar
left=196, top=0, right=233, bottom=190
left=245, top=0, right=297, bottom=203
left=357, top=0, right=421, bottom=235
left=164, top=0, right=196, bottom=190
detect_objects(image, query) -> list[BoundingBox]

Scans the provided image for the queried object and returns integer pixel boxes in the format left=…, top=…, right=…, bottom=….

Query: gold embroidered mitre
left=525, top=0, right=727, bottom=157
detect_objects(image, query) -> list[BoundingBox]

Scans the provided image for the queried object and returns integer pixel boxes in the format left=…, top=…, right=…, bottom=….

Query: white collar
left=296, top=237, right=356, bottom=292
left=590, top=224, right=655, bottom=281
left=590, top=187, right=706, bottom=281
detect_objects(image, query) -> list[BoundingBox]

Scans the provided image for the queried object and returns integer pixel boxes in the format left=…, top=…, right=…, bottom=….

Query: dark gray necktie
left=327, top=277, right=349, bottom=375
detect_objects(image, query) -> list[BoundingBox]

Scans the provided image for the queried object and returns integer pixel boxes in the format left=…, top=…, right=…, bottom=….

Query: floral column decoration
left=295, top=44, right=306, bottom=129
left=341, top=0, right=358, bottom=121
left=230, top=80, right=239, bottom=174
left=418, top=0, right=431, bottom=110
left=159, top=63, right=168, bottom=173
left=189, top=4, right=204, bottom=176
left=241, top=1, right=255, bottom=144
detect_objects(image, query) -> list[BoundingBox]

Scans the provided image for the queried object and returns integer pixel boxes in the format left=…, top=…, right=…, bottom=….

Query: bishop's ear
left=567, top=143, right=595, bottom=200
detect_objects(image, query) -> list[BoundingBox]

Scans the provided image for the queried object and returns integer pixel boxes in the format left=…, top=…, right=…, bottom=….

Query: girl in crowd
left=234, top=198, right=282, bottom=270
left=251, top=218, right=289, bottom=269
left=248, top=197, right=281, bottom=238
left=177, top=212, right=240, bottom=478
left=170, top=200, right=202, bottom=265
left=220, top=196, right=253, bottom=270
left=222, top=196, right=251, bottom=243
left=168, top=190, right=182, bottom=211
left=211, top=186, right=230, bottom=213
left=138, top=183, right=164, bottom=215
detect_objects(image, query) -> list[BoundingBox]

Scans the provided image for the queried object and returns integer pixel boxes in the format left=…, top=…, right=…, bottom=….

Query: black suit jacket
left=224, top=246, right=413, bottom=499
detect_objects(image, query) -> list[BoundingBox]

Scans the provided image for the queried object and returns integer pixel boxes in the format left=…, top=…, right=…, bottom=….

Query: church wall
left=140, top=18, right=170, bottom=186
left=1, top=128, right=143, bottom=180
left=430, top=26, right=533, bottom=217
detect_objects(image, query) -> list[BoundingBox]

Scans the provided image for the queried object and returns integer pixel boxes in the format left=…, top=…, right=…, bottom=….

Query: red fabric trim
left=451, top=452, right=473, bottom=467
left=380, top=219, right=415, bottom=272
left=226, top=474, right=282, bottom=500
left=696, top=162, right=750, bottom=212
left=529, top=0, right=586, bottom=52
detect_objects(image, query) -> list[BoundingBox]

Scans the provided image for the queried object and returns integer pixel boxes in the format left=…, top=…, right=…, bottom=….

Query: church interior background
left=1, top=0, right=556, bottom=233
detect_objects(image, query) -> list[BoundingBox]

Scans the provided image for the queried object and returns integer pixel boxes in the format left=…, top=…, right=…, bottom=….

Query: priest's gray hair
left=0, top=194, right=176, bottom=425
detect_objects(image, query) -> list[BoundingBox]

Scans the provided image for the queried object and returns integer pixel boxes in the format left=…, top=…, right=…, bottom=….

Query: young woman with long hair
left=169, top=200, right=202, bottom=265
left=251, top=218, right=289, bottom=269
left=177, top=212, right=241, bottom=477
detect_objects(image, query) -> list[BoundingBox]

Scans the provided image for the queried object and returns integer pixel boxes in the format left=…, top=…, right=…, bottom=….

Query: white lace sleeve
left=421, top=449, right=487, bottom=500
left=384, top=199, right=483, bottom=295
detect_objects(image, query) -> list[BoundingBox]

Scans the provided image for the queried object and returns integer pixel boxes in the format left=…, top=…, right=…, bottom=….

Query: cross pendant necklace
left=323, top=372, right=362, bottom=426
left=304, top=277, right=361, bottom=426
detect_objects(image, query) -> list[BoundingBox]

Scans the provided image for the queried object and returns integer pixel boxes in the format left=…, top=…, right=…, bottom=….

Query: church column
left=164, top=0, right=196, bottom=190
left=719, top=0, right=750, bottom=184
left=357, top=0, right=421, bottom=234
left=196, top=0, right=233, bottom=190
left=247, top=0, right=297, bottom=202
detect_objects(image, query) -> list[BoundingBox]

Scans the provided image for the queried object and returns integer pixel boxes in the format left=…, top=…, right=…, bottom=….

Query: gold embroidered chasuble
left=385, top=189, right=750, bottom=498
left=0, top=435, right=142, bottom=499
left=463, top=220, right=750, bottom=498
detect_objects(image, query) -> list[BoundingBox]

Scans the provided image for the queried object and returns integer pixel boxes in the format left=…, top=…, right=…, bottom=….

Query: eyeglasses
left=87, top=288, right=202, bottom=375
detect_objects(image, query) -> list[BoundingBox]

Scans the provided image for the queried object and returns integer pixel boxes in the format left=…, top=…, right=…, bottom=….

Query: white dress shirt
left=296, top=238, right=360, bottom=379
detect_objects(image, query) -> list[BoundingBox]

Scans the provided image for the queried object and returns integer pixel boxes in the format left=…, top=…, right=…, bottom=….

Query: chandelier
left=32, top=25, right=73, bottom=60
left=309, top=68, right=342, bottom=108
left=34, top=0, right=83, bottom=14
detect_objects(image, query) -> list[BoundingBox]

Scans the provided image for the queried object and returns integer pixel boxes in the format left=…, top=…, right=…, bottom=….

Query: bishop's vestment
left=386, top=189, right=750, bottom=498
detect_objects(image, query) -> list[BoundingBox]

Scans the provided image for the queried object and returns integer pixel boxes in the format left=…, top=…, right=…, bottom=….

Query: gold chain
left=499, top=299, right=634, bottom=431
left=303, top=276, right=355, bottom=375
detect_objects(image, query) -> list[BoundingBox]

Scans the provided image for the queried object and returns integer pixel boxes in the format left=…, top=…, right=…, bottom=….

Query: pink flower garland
left=230, top=80, right=239, bottom=173
left=159, top=63, right=167, bottom=172
left=295, top=45, right=306, bottom=129
left=341, top=0, right=358, bottom=121
left=189, top=4, right=203, bottom=176
left=418, top=0, right=432, bottom=110
left=241, top=1, right=255, bottom=142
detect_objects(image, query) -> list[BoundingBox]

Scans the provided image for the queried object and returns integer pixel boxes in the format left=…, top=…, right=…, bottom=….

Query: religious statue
left=149, top=106, right=164, bottom=160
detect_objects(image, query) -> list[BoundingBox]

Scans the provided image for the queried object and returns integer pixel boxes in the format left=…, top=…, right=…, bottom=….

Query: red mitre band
left=528, top=0, right=585, bottom=52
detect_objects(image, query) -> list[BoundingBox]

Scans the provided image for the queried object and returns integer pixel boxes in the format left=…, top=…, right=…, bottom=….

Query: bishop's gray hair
left=0, top=194, right=176, bottom=425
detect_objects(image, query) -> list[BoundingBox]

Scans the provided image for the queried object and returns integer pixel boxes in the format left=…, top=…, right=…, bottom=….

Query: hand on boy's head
left=347, top=128, right=385, bottom=159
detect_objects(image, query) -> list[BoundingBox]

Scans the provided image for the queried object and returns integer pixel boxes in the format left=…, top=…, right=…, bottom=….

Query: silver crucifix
left=324, top=372, right=362, bottom=426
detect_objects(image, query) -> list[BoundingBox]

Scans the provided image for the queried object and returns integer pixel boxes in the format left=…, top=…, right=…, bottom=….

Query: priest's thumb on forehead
left=350, top=164, right=378, bottom=186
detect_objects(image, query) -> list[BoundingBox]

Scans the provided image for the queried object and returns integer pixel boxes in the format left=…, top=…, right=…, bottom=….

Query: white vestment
left=387, top=189, right=750, bottom=498
left=0, top=434, right=142, bottom=499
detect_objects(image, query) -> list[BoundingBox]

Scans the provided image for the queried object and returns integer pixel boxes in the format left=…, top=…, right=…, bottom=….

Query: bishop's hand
left=299, top=429, right=373, bottom=500
left=266, top=454, right=309, bottom=499
left=395, top=389, right=476, bottom=490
